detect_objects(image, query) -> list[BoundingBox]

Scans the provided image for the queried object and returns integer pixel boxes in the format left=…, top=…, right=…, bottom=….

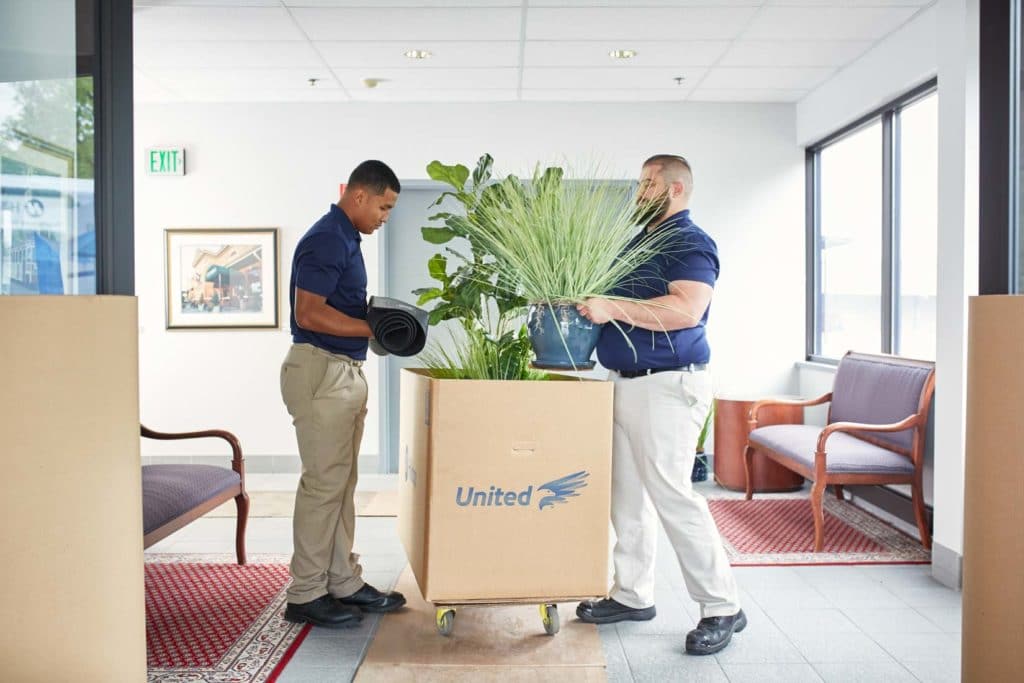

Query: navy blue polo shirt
left=596, top=209, right=720, bottom=371
left=289, top=204, right=369, bottom=359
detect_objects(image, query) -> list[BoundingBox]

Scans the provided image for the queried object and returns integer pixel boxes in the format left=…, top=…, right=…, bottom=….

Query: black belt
left=617, top=363, right=707, bottom=378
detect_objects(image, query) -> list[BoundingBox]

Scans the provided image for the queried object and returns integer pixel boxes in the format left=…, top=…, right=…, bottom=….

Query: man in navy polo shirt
left=576, top=155, right=745, bottom=655
left=281, top=160, right=406, bottom=629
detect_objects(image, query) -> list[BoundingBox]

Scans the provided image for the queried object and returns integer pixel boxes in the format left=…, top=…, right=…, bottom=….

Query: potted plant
left=413, top=154, right=537, bottom=380
left=692, top=401, right=715, bottom=483
left=428, top=158, right=675, bottom=370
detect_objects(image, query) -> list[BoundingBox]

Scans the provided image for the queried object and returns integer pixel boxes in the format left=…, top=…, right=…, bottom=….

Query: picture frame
left=165, top=228, right=279, bottom=329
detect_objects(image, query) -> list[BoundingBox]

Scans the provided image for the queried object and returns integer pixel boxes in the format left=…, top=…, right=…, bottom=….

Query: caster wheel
left=539, top=603, right=559, bottom=635
left=436, top=608, right=455, bottom=636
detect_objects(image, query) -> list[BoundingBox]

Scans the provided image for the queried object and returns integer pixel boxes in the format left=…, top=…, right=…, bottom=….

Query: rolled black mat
left=366, top=296, right=429, bottom=357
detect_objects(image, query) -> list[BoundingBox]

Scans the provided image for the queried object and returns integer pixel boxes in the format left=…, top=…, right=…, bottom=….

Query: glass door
left=1, top=0, right=96, bottom=295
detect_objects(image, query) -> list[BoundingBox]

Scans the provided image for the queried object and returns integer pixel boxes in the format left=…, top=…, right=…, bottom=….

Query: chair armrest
left=749, top=392, right=832, bottom=428
left=815, top=414, right=921, bottom=453
left=141, top=424, right=244, bottom=474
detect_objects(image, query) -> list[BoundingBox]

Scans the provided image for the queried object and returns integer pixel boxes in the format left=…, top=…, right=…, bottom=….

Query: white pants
left=609, top=369, right=741, bottom=618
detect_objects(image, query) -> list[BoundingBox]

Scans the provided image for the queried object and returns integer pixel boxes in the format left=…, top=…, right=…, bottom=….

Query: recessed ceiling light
left=609, top=49, right=637, bottom=60
left=404, top=49, right=432, bottom=60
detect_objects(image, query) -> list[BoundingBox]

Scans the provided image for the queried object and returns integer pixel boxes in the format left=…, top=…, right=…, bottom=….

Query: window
left=808, top=82, right=938, bottom=362
left=816, top=122, right=883, bottom=359
left=896, top=95, right=939, bottom=359
left=1, top=1, right=96, bottom=295
left=0, top=0, right=134, bottom=296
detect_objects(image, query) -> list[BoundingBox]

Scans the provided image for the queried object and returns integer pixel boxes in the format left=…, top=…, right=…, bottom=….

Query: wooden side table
left=713, top=395, right=806, bottom=492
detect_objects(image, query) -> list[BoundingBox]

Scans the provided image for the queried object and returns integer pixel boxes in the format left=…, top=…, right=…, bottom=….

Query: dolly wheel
left=539, top=603, right=560, bottom=635
left=436, top=608, right=455, bottom=636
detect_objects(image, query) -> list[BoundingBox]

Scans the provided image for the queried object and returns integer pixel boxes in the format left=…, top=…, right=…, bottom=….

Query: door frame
left=377, top=180, right=447, bottom=473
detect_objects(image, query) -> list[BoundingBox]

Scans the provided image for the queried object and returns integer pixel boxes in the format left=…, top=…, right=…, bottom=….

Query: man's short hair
left=643, top=154, right=693, bottom=197
left=348, top=160, right=401, bottom=195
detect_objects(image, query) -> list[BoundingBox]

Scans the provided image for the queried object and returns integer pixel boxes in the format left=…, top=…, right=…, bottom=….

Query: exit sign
left=146, top=147, right=185, bottom=176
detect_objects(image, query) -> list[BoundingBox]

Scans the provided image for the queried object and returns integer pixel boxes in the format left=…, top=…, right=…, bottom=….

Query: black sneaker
left=685, top=609, right=747, bottom=655
left=576, top=598, right=656, bottom=624
left=336, top=583, right=406, bottom=614
left=284, top=594, right=363, bottom=629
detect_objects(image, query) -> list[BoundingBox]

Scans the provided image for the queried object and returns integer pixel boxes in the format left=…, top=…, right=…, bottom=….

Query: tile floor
left=146, top=475, right=962, bottom=682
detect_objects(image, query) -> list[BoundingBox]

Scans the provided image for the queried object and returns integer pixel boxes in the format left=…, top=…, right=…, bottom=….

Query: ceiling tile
left=284, top=1, right=516, bottom=6
left=524, top=41, right=728, bottom=67
left=527, top=1, right=759, bottom=5
left=130, top=0, right=929, bottom=104
left=719, top=40, right=872, bottom=67
left=688, top=88, right=807, bottom=103
left=135, top=41, right=324, bottom=69
left=347, top=88, right=519, bottom=102
left=133, top=6, right=306, bottom=41
left=133, top=68, right=184, bottom=102
left=145, top=67, right=341, bottom=91
left=522, top=67, right=707, bottom=90
left=331, top=67, right=519, bottom=91
left=135, top=1, right=279, bottom=6
left=316, top=41, right=520, bottom=69
left=172, top=88, right=352, bottom=102
left=743, top=7, right=920, bottom=41
left=698, top=66, right=834, bottom=90
left=526, top=7, right=758, bottom=41
left=520, top=89, right=693, bottom=102
left=291, top=7, right=522, bottom=41
left=766, top=0, right=928, bottom=6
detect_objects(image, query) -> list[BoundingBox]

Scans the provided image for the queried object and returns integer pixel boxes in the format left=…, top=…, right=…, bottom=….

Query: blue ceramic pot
left=527, top=302, right=603, bottom=370
left=691, top=453, right=709, bottom=483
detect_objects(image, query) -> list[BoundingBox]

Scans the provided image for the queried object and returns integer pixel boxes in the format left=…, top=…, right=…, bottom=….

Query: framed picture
left=165, top=228, right=279, bottom=329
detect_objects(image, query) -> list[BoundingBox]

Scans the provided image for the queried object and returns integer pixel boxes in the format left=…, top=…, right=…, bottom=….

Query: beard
left=634, top=193, right=671, bottom=228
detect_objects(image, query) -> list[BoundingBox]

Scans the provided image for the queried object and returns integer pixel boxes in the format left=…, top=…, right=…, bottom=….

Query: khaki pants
left=609, top=369, right=741, bottom=618
left=280, top=343, right=368, bottom=603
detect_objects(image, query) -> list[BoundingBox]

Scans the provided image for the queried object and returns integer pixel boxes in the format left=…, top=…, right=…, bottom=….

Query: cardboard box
left=398, top=368, right=613, bottom=604
left=1, top=296, right=145, bottom=681
left=962, top=296, right=1024, bottom=681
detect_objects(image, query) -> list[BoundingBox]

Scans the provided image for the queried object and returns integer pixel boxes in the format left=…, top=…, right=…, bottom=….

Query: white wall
left=932, top=0, right=979, bottom=581
left=797, top=5, right=937, bottom=146
left=134, top=101, right=805, bottom=461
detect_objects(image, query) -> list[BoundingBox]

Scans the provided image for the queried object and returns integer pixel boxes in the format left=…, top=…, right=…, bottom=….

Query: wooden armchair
left=141, top=425, right=250, bottom=564
left=744, top=352, right=936, bottom=552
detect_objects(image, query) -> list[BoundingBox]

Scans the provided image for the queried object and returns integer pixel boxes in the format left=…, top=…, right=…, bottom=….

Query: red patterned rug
left=146, top=558, right=310, bottom=683
left=708, top=497, right=931, bottom=565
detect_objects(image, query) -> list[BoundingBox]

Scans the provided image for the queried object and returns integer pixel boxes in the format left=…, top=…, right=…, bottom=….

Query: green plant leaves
left=420, top=323, right=541, bottom=381
left=696, top=401, right=715, bottom=451
left=426, top=160, right=470, bottom=191
left=412, top=287, right=444, bottom=306
left=421, top=227, right=457, bottom=244
left=453, top=280, right=482, bottom=310
left=427, top=303, right=457, bottom=326
left=445, top=215, right=474, bottom=236
left=427, top=253, right=449, bottom=283
left=471, top=153, right=494, bottom=188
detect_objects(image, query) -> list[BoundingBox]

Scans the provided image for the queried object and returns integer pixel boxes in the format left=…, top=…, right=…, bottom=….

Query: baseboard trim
left=141, top=454, right=381, bottom=474
left=847, top=484, right=931, bottom=538
left=931, top=542, right=963, bottom=589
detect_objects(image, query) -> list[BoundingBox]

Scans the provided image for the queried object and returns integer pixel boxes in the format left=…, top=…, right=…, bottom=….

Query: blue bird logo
left=537, top=471, right=590, bottom=510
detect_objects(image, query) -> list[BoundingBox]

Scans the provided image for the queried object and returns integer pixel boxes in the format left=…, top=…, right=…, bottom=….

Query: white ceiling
left=133, top=0, right=934, bottom=104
